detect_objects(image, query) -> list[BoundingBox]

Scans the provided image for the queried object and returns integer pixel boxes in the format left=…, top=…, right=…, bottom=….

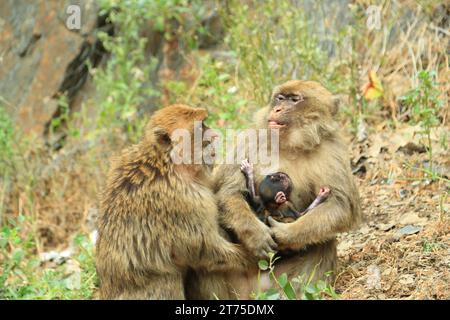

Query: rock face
left=0, top=0, right=99, bottom=135
left=0, top=1, right=224, bottom=137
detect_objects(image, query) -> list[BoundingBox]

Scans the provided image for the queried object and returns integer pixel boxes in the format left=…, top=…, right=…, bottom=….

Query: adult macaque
left=240, top=159, right=331, bottom=223
left=96, top=104, right=252, bottom=299
left=186, top=80, right=361, bottom=299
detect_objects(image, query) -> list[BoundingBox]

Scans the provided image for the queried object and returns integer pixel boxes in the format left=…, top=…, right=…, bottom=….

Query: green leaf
left=304, top=292, right=314, bottom=300
left=154, top=16, right=165, bottom=32
left=317, top=280, right=326, bottom=291
left=278, top=273, right=288, bottom=287
left=305, top=284, right=317, bottom=294
left=0, top=237, right=7, bottom=248
left=265, top=288, right=280, bottom=300
left=258, top=260, right=269, bottom=271
left=283, top=282, right=297, bottom=300
left=218, top=74, right=231, bottom=81
left=12, top=248, right=25, bottom=263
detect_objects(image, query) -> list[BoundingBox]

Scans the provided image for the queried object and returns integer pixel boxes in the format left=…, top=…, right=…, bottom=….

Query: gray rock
left=398, top=225, right=421, bottom=235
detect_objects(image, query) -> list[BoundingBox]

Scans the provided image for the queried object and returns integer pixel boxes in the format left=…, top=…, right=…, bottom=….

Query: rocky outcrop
left=0, top=1, right=224, bottom=138
left=0, top=0, right=100, bottom=135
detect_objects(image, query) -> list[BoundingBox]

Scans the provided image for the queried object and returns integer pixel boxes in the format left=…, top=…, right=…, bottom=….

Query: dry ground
left=335, top=125, right=449, bottom=299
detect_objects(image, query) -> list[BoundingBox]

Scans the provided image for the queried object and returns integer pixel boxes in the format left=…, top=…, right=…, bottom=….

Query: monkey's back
left=95, top=144, right=219, bottom=299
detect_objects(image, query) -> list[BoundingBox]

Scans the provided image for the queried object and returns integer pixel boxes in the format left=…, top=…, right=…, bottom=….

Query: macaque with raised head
left=186, top=80, right=361, bottom=299
left=96, top=104, right=252, bottom=300
left=240, top=159, right=331, bottom=223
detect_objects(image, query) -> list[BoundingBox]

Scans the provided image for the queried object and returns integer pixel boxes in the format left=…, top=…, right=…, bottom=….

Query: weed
left=253, top=253, right=339, bottom=300
left=401, top=71, right=444, bottom=177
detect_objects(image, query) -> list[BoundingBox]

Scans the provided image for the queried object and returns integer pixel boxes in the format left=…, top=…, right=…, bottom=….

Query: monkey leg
left=302, top=187, right=331, bottom=214
left=187, top=239, right=337, bottom=300
left=103, top=273, right=186, bottom=300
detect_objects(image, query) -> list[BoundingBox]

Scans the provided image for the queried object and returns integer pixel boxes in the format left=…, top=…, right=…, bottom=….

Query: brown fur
left=96, top=104, right=251, bottom=300
left=186, top=81, right=362, bottom=299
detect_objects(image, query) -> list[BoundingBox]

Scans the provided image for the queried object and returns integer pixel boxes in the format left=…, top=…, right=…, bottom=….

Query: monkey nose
left=274, top=106, right=283, bottom=113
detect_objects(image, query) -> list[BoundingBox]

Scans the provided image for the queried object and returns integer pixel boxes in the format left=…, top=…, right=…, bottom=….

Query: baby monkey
left=240, top=159, right=331, bottom=223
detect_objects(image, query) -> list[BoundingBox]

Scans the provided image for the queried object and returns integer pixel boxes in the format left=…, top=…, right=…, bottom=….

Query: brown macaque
left=96, top=104, right=252, bottom=300
left=240, top=159, right=331, bottom=223
left=186, top=80, right=362, bottom=300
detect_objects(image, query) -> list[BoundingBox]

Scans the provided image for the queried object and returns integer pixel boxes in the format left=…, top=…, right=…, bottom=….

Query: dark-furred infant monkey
left=240, top=159, right=330, bottom=223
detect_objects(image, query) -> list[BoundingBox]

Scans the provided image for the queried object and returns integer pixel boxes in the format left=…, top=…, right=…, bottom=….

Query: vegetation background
left=0, top=0, right=448, bottom=299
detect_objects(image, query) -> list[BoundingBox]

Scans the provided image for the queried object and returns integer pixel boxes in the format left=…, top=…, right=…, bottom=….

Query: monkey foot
left=318, top=187, right=331, bottom=197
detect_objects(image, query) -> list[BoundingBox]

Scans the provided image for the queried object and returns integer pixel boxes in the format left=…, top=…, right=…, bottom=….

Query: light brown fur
left=186, top=81, right=362, bottom=299
left=96, top=104, right=251, bottom=299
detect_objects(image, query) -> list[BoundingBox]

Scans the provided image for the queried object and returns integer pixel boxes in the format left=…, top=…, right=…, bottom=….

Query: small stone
left=382, top=267, right=393, bottom=276
left=366, top=265, right=382, bottom=290
left=398, top=212, right=427, bottom=226
left=359, top=225, right=371, bottom=235
left=399, top=275, right=415, bottom=286
left=398, top=189, right=408, bottom=199
left=398, top=225, right=421, bottom=235
left=377, top=223, right=395, bottom=231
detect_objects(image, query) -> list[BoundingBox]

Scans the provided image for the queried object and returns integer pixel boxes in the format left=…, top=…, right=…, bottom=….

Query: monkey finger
left=267, top=216, right=282, bottom=228
left=261, top=249, right=274, bottom=259
left=264, top=236, right=278, bottom=252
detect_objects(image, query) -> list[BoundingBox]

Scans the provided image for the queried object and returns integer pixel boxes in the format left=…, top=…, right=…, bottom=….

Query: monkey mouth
left=268, top=120, right=286, bottom=129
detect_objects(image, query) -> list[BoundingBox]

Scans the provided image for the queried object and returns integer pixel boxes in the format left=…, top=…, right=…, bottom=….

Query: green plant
left=253, top=253, right=296, bottom=300
left=0, top=215, right=97, bottom=299
left=401, top=70, right=444, bottom=177
left=222, top=1, right=342, bottom=106
left=94, top=0, right=206, bottom=142
left=0, top=106, right=16, bottom=174
left=48, top=95, right=70, bottom=135
left=294, top=271, right=340, bottom=300
left=253, top=253, right=339, bottom=300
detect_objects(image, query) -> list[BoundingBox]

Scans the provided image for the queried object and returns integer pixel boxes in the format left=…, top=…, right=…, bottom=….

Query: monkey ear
left=153, top=127, right=171, bottom=146
left=331, top=96, right=341, bottom=116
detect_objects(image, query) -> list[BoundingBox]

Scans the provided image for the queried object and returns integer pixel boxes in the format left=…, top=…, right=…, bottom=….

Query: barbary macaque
left=240, top=159, right=331, bottom=223
left=96, top=104, right=252, bottom=300
left=186, top=80, right=362, bottom=300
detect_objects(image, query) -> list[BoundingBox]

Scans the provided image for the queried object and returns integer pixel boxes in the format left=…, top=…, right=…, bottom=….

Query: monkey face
left=267, top=80, right=336, bottom=131
left=259, top=172, right=293, bottom=204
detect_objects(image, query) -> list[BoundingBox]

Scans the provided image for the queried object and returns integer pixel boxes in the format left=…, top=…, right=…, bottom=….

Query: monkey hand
left=239, top=219, right=278, bottom=259
left=318, top=187, right=331, bottom=198
left=267, top=216, right=296, bottom=252
left=274, top=191, right=287, bottom=204
left=240, top=159, right=253, bottom=176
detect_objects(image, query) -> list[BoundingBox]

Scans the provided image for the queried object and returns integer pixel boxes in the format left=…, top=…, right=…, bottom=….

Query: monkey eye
left=290, top=94, right=303, bottom=103
left=275, top=94, right=285, bottom=102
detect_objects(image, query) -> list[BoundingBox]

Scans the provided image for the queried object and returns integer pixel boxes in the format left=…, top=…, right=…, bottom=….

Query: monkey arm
left=215, top=164, right=278, bottom=258
left=268, top=187, right=359, bottom=252
left=240, top=159, right=257, bottom=200
left=190, top=234, right=254, bottom=273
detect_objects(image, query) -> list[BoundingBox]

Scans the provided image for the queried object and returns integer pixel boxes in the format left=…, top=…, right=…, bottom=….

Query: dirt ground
left=335, top=125, right=449, bottom=299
